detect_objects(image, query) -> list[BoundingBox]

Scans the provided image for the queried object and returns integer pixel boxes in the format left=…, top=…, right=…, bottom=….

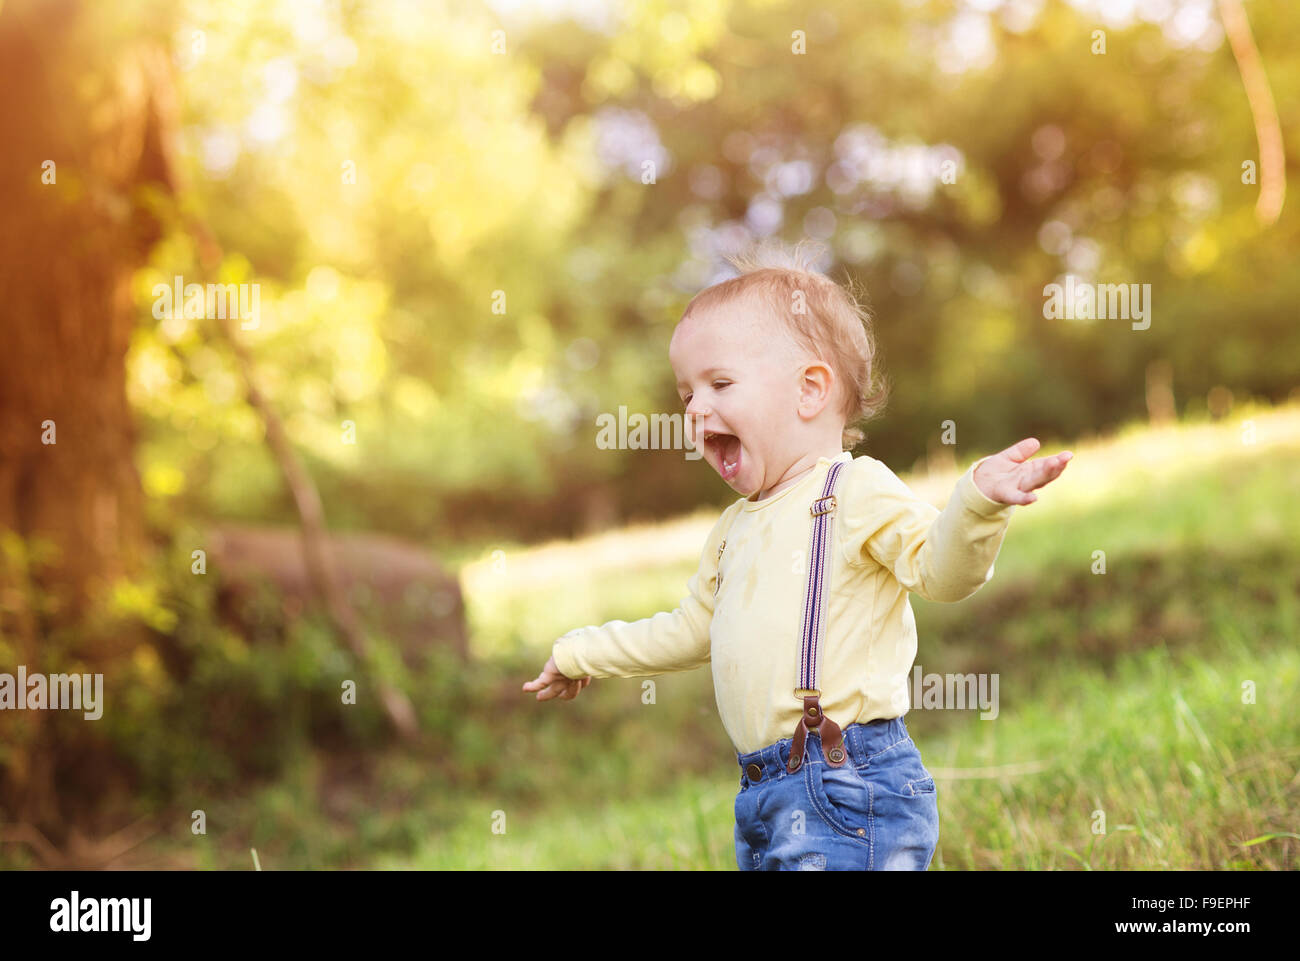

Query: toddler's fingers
left=1030, top=456, right=1069, bottom=490
left=537, top=678, right=566, bottom=700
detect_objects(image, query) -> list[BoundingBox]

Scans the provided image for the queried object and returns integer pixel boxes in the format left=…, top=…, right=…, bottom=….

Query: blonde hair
left=680, top=238, right=889, bottom=449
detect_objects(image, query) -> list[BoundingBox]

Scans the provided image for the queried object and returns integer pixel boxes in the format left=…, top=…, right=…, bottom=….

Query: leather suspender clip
left=788, top=693, right=847, bottom=773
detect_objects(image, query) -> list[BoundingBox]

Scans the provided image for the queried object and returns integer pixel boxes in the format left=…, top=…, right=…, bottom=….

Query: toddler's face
left=669, top=300, right=805, bottom=498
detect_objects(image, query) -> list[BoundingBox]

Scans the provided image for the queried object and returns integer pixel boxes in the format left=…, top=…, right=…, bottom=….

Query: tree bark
left=0, top=0, right=176, bottom=840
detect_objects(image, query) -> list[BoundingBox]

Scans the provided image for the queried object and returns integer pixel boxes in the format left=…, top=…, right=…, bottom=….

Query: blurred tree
left=0, top=0, right=173, bottom=624
left=0, top=0, right=175, bottom=841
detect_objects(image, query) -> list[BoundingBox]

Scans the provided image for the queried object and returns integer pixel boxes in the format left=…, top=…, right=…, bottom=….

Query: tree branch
left=1218, top=0, right=1286, bottom=226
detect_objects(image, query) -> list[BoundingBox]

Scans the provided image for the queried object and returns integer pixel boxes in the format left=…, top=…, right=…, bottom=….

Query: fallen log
left=206, top=523, right=469, bottom=667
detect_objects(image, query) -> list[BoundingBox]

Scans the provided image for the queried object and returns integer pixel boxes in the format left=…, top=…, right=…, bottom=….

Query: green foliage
left=95, top=523, right=418, bottom=807
left=123, top=0, right=1300, bottom=547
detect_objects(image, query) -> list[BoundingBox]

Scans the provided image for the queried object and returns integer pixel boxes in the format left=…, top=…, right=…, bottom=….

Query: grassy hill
left=91, top=401, right=1299, bottom=870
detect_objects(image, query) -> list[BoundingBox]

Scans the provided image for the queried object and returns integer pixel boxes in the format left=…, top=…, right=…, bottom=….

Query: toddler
left=523, top=241, right=1072, bottom=870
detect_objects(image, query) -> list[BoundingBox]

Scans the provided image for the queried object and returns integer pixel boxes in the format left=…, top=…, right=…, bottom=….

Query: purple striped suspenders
left=786, top=459, right=849, bottom=774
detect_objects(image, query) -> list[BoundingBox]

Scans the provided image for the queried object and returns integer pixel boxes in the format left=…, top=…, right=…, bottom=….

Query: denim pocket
left=867, top=738, right=940, bottom=870
left=804, top=756, right=873, bottom=841
left=905, top=772, right=936, bottom=796
left=868, top=737, right=935, bottom=794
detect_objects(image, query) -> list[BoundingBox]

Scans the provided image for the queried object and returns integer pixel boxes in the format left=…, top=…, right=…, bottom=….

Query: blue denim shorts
left=734, top=715, right=939, bottom=870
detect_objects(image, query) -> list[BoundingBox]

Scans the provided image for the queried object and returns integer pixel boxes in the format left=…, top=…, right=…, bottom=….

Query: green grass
left=76, top=400, right=1299, bottom=870
left=387, top=640, right=1296, bottom=870
left=930, top=641, right=1296, bottom=870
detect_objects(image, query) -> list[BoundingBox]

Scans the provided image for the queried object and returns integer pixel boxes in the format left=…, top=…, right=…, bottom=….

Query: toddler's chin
left=723, top=462, right=760, bottom=496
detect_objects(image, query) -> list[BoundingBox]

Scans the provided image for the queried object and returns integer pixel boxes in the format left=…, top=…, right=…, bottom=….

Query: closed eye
left=682, top=381, right=732, bottom=407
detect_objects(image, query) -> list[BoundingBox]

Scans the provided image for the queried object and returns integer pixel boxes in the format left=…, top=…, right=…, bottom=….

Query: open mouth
left=703, top=431, right=742, bottom=481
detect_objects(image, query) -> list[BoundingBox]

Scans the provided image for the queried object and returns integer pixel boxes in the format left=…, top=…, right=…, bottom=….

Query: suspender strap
left=787, top=460, right=848, bottom=773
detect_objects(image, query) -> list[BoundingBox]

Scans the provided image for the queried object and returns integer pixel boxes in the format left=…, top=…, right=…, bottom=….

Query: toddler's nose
left=684, top=411, right=711, bottom=445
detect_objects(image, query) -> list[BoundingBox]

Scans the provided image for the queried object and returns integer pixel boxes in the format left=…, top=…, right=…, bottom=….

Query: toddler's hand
left=973, top=437, right=1072, bottom=505
left=522, top=655, right=593, bottom=702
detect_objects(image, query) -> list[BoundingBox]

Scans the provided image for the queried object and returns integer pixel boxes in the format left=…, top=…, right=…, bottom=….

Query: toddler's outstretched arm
left=521, top=500, right=742, bottom=704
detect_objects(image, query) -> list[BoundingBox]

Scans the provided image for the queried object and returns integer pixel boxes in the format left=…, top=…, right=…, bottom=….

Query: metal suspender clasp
left=810, top=494, right=837, bottom=516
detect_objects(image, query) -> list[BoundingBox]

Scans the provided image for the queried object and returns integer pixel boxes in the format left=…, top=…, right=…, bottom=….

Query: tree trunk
left=0, top=0, right=177, bottom=841
left=1144, top=358, right=1176, bottom=427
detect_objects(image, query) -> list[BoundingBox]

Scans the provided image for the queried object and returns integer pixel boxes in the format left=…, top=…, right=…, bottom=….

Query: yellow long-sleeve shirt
left=551, top=451, right=1016, bottom=755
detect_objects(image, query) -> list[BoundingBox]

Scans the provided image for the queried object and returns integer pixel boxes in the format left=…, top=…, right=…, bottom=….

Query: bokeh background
left=0, top=0, right=1296, bottom=869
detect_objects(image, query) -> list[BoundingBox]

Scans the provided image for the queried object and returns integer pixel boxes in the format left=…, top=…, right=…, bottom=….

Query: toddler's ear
left=797, top=362, right=836, bottom=416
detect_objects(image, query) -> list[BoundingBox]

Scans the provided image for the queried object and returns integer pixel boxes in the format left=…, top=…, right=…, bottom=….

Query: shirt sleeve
left=551, top=501, right=741, bottom=679
left=838, top=455, right=1017, bottom=603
